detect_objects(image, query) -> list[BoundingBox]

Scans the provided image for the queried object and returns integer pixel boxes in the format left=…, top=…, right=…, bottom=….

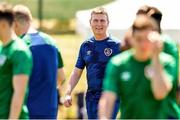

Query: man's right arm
left=64, top=67, right=83, bottom=107
left=99, top=91, right=117, bottom=119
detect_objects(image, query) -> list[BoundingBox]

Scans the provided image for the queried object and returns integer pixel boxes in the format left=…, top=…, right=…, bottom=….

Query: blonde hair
left=90, top=7, right=109, bottom=21
left=13, top=4, right=32, bottom=23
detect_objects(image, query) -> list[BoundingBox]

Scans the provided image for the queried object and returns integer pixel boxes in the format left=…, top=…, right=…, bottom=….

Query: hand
left=63, top=95, right=72, bottom=107
left=148, top=31, right=163, bottom=56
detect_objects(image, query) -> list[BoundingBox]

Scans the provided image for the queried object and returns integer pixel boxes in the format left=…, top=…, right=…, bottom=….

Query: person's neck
left=1, top=30, right=16, bottom=46
left=133, top=50, right=150, bottom=62
left=19, top=23, right=30, bottom=36
left=94, top=34, right=108, bottom=41
left=19, top=23, right=37, bottom=36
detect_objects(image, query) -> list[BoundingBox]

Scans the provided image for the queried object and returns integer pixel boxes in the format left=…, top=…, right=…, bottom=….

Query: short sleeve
left=57, top=50, right=64, bottom=68
left=12, top=50, right=32, bottom=76
left=163, top=55, right=177, bottom=87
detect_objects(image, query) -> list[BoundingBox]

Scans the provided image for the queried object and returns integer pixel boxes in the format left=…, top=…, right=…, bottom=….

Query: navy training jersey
left=76, top=36, right=120, bottom=91
left=22, top=32, right=61, bottom=118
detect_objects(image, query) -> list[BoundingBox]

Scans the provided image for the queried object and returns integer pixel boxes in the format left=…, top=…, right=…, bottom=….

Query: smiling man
left=64, top=7, right=121, bottom=119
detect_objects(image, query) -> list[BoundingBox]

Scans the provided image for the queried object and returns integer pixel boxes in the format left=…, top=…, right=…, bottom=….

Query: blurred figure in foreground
left=0, top=3, right=32, bottom=119
left=121, top=5, right=179, bottom=105
left=99, top=15, right=180, bottom=119
left=13, top=5, right=65, bottom=119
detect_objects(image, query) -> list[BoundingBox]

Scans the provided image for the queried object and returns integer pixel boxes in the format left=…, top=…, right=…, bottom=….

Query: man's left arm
left=9, top=49, right=32, bottom=119
left=9, top=75, right=29, bottom=119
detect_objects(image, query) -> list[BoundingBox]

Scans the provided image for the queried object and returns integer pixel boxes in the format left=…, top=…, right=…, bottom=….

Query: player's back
left=23, top=32, right=58, bottom=118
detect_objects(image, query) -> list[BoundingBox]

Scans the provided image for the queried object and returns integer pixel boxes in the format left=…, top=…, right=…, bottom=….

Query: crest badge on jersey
left=104, top=48, right=112, bottom=56
left=120, top=71, right=131, bottom=81
left=0, top=55, right=7, bottom=66
left=87, top=50, right=92, bottom=55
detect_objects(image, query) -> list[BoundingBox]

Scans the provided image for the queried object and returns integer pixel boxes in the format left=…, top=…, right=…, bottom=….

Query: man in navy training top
left=64, top=7, right=120, bottom=119
left=13, top=5, right=66, bottom=119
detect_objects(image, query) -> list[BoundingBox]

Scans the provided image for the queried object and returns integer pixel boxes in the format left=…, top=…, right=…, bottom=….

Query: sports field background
left=4, top=0, right=114, bottom=33
left=53, top=34, right=86, bottom=118
left=1, top=0, right=114, bottom=118
left=6, top=0, right=113, bottom=19
left=53, top=34, right=180, bottom=118
left=1, top=0, right=179, bottom=118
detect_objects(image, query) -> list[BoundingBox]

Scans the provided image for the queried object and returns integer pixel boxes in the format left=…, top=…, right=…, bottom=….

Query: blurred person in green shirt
left=121, top=5, right=179, bottom=105
left=0, top=3, right=32, bottom=119
left=99, top=15, right=180, bottom=119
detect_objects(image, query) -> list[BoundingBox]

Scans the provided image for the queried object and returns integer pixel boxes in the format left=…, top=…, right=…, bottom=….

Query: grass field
left=52, top=34, right=87, bottom=118
left=52, top=34, right=87, bottom=92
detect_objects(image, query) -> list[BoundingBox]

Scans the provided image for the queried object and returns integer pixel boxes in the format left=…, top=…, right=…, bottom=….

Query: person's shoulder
left=38, top=31, right=52, bottom=39
left=13, top=37, right=28, bottom=49
left=38, top=31, right=56, bottom=45
left=110, top=50, right=132, bottom=66
left=80, top=37, right=94, bottom=47
left=159, top=52, right=175, bottom=64
left=107, top=36, right=120, bottom=44
left=11, top=38, right=31, bottom=55
left=161, top=34, right=177, bottom=46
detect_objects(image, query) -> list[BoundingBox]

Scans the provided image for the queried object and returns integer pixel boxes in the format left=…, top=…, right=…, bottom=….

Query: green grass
left=52, top=34, right=87, bottom=92
left=3, top=0, right=114, bottom=20
left=52, top=34, right=87, bottom=118
left=52, top=34, right=89, bottom=118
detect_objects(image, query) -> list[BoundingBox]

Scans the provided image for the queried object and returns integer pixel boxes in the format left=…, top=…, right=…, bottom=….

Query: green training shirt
left=0, top=38, right=32, bottom=119
left=103, top=50, right=180, bottom=119
left=162, top=34, right=179, bottom=86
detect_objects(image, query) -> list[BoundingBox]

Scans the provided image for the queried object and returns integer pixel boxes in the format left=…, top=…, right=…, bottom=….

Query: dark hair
left=132, top=15, right=158, bottom=35
left=136, top=5, right=162, bottom=33
left=0, top=3, right=14, bottom=26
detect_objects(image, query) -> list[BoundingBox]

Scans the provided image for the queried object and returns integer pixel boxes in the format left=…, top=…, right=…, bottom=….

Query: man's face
left=13, top=20, right=21, bottom=36
left=90, top=14, right=109, bottom=36
left=132, top=29, right=154, bottom=56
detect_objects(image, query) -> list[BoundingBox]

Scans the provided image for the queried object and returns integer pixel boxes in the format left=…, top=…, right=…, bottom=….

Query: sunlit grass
left=52, top=34, right=87, bottom=118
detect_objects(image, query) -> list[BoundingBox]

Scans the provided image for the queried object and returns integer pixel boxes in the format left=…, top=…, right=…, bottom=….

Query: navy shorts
left=85, top=91, right=119, bottom=119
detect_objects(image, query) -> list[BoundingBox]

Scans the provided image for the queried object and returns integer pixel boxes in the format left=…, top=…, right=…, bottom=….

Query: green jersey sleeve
left=57, top=49, right=64, bottom=68
left=162, top=53, right=177, bottom=86
left=162, top=35, right=179, bottom=61
left=103, top=58, right=120, bottom=96
left=12, top=50, right=32, bottom=76
left=162, top=36, right=179, bottom=86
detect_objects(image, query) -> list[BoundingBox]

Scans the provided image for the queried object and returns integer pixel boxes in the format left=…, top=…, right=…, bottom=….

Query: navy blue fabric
left=25, top=33, right=59, bottom=118
left=76, top=37, right=120, bottom=91
left=86, top=95, right=119, bottom=119
left=76, top=36, right=120, bottom=118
